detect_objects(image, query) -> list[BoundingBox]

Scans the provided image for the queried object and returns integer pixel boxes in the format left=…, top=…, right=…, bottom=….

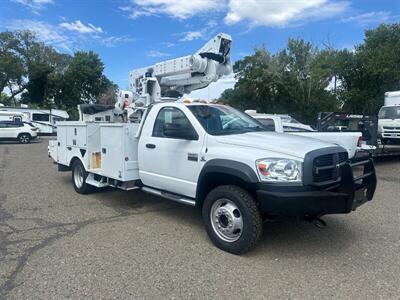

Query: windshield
left=188, top=105, right=266, bottom=135
left=379, top=106, right=400, bottom=119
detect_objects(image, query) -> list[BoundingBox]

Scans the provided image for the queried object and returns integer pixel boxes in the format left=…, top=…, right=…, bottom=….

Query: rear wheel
left=71, top=160, right=92, bottom=194
left=18, top=133, right=31, bottom=144
left=202, top=185, right=263, bottom=255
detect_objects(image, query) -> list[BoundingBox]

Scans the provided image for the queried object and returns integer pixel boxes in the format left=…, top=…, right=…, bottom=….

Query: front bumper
left=255, top=158, right=376, bottom=217
left=381, top=131, right=400, bottom=139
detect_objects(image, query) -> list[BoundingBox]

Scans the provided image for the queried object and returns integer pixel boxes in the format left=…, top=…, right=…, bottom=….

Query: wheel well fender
left=195, top=159, right=259, bottom=208
left=17, top=132, right=31, bottom=138
left=69, top=156, right=86, bottom=170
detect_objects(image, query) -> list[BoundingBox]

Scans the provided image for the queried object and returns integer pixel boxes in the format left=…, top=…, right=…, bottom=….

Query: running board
left=86, top=173, right=140, bottom=190
left=86, top=173, right=109, bottom=188
left=141, top=187, right=196, bottom=207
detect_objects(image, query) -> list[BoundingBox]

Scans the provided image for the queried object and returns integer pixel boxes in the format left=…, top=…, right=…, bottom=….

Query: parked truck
left=48, top=34, right=377, bottom=254
left=318, top=112, right=400, bottom=157
left=378, top=91, right=400, bottom=144
left=245, top=111, right=365, bottom=159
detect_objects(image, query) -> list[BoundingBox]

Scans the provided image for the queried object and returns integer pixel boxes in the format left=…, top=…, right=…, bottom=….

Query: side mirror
left=163, top=123, right=198, bottom=140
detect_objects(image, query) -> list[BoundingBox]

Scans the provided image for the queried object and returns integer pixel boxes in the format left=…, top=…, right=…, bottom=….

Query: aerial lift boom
left=114, top=33, right=232, bottom=118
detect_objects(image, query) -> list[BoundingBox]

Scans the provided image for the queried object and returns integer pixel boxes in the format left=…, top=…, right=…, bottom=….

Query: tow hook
left=303, top=216, right=327, bottom=228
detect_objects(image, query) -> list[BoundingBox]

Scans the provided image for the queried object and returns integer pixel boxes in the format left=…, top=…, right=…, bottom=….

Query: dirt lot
left=0, top=139, right=399, bottom=299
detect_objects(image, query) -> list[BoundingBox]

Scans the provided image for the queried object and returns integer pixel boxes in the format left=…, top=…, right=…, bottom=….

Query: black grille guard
left=303, top=147, right=377, bottom=212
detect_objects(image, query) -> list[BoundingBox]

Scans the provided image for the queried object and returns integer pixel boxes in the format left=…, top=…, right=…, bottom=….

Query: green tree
left=0, top=92, right=11, bottom=106
left=338, top=23, right=400, bottom=113
left=222, top=40, right=337, bottom=123
left=48, top=51, right=115, bottom=118
left=0, top=31, right=115, bottom=116
left=0, top=31, right=25, bottom=104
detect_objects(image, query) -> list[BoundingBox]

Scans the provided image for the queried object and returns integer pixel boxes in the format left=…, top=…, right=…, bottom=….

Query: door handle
left=146, top=143, right=156, bottom=149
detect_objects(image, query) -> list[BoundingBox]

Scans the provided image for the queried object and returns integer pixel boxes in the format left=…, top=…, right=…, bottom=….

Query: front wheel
left=202, top=185, right=263, bottom=255
left=71, top=160, right=93, bottom=194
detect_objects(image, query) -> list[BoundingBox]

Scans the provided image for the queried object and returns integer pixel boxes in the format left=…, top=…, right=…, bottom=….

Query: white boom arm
left=127, top=33, right=232, bottom=106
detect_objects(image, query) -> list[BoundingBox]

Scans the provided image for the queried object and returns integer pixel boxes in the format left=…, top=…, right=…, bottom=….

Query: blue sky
left=0, top=0, right=399, bottom=98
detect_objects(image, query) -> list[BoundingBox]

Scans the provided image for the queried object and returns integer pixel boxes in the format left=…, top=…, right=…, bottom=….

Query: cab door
left=138, top=106, right=205, bottom=198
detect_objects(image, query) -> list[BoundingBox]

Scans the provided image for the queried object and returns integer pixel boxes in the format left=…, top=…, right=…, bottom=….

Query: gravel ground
left=0, top=139, right=399, bottom=299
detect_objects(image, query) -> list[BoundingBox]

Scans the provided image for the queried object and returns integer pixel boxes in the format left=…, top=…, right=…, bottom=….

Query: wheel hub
left=74, top=165, right=84, bottom=188
left=210, top=199, right=243, bottom=242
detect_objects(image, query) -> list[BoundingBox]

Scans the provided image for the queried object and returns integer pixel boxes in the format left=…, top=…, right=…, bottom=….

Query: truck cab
left=378, top=91, right=400, bottom=144
left=378, top=105, right=400, bottom=144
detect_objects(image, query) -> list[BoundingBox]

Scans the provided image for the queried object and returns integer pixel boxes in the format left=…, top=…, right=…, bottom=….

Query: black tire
left=202, top=185, right=263, bottom=255
left=71, top=160, right=93, bottom=194
left=18, top=133, right=31, bottom=144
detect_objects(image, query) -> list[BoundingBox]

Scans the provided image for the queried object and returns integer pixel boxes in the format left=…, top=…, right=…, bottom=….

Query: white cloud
left=180, top=31, right=204, bottom=42
left=60, top=20, right=103, bottom=34
left=5, top=19, right=73, bottom=51
left=121, top=0, right=224, bottom=19
left=12, top=0, right=53, bottom=12
left=341, top=11, right=396, bottom=26
left=161, top=42, right=175, bottom=48
left=100, top=36, right=136, bottom=47
left=146, top=50, right=170, bottom=57
left=2, top=19, right=134, bottom=52
left=120, top=0, right=351, bottom=28
left=179, top=19, right=218, bottom=42
left=225, top=0, right=349, bottom=27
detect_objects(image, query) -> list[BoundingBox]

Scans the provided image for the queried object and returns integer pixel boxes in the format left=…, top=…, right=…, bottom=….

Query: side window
left=32, top=113, right=50, bottom=122
left=5, top=123, right=17, bottom=128
left=152, top=107, right=195, bottom=138
left=258, top=118, right=276, bottom=131
left=13, top=117, right=22, bottom=122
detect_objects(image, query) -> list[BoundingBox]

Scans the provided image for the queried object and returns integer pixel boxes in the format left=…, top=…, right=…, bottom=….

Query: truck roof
left=385, top=91, right=400, bottom=97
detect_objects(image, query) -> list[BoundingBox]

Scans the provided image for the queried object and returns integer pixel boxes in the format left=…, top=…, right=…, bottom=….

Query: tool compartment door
left=100, top=124, right=125, bottom=180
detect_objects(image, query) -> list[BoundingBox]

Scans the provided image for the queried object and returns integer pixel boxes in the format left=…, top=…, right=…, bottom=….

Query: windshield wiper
left=244, top=126, right=266, bottom=132
left=211, top=126, right=266, bottom=135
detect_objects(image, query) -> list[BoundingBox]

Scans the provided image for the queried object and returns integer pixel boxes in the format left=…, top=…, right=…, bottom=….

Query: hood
left=215, top=131, right=338, bottom=159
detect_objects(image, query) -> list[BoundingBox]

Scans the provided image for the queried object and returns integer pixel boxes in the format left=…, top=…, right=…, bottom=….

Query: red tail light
left=357, top=136, right=364, bottom=147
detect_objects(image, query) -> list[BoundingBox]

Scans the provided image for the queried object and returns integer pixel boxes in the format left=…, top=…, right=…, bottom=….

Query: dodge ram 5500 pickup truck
left=49, top=103, right=377, bottom=254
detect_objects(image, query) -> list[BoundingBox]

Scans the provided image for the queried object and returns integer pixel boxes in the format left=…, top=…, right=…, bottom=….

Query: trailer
left=0, top=111, right=29, bottom=122
left=317, top=112, right=400, bottom=157
left=0, top=107, right=69, bottom=134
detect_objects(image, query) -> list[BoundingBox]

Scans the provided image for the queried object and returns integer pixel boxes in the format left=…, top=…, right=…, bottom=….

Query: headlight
left=256, top=158, right=302, bottom=182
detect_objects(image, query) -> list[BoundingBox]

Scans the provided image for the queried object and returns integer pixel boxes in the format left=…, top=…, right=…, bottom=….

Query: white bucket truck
left=378, top=91, right=400, bottom=144
left=48, top=34, right=376, bottom=254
